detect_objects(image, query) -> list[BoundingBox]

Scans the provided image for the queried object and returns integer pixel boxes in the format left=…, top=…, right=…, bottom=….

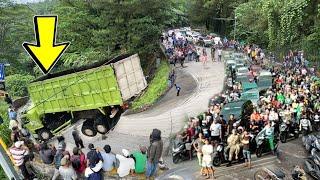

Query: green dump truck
left=23, top=54, right=147, bottom=141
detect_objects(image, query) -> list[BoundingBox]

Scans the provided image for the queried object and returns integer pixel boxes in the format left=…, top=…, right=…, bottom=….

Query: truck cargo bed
left=33, top=54, right=132, bottom=82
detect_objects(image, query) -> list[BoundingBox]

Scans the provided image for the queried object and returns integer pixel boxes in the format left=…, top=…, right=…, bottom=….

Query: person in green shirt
left=132, top=146, right=147, bottom=174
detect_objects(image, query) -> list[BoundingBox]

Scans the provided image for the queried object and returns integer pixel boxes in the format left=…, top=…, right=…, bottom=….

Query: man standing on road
left=146, top=129, right=163, bottom=179
left=217, top=48, right=222, bottom=62
left=175, top=84, right=181, bottom=96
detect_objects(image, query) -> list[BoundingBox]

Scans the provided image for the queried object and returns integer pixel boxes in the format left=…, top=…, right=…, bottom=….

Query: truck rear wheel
left=95, top=116, right=109, bottom=134
left=37, top=128, right=53, bottom=141
left=81, top=120, right=97, bottom=137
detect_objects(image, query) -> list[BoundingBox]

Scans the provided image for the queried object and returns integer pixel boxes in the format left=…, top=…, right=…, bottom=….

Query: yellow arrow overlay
left=23, top=15, right=70, bottom=74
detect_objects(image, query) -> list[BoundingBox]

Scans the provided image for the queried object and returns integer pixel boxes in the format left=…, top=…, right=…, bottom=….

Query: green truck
left=23, top=54, right=147, bottom=141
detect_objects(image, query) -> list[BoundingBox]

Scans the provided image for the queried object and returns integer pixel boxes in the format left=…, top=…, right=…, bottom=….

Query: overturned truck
left=23, top=54, right=147, bottom=141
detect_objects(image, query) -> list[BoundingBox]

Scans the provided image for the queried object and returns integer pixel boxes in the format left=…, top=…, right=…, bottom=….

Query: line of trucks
left=16, top=54, right=147, bottom=141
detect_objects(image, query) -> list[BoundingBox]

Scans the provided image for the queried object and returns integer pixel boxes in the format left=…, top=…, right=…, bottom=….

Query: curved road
left=114, top=48, right=225, bottom=138
left=62, top=47, right=225, bottom=156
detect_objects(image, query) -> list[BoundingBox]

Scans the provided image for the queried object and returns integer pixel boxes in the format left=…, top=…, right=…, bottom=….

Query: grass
left=132, top=60, right=170, bottom=110
left=0, top=101, right=11, bottom=145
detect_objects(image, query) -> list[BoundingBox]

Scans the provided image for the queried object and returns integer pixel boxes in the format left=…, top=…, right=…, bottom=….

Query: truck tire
left=37, top=128, right=53, bottom=141
left=95, top=116, right=109, bottom=134
left=81, top=120, right=97, bottom=137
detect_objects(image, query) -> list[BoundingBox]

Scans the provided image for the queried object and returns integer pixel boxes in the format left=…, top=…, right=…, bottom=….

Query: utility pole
left=233, top=14, right=237, bottom=41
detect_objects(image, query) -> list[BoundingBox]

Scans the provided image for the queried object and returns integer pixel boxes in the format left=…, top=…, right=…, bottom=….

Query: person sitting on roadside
left=226, top=129, right=241, bottom=167
left=116, top=149, right=135, bottom=178
left=59, top=155, right=77, bottom=180
left=131, top=146, right=147, bottom=174
left=100, top=144, right=116, bottom=173
left=87, top=144, right=103, bottom=167
left=85, top=153, right=103, bottom=180
left=39, top=142, right=56, bottom=164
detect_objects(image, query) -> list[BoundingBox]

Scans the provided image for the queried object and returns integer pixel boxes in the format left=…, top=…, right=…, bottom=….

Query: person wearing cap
left=100, top=144, right=116, bottom=172
left=9, top=141, right=31, bottom=179
left=132, top=146, right=147, bottom=174
left=116, top=149, right=135, bottom=178
left=59, top=155, right=77, bottom=180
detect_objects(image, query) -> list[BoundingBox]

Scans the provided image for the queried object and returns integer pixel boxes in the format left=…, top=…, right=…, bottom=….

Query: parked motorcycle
left=312, top=113, right=320, bottom=132
left=304, top=149, right=320, bottom=179
left=279, top=122, right=299, bottom=143
left=255, top=134, right=278, bottom=157
left=172, top=139, right=195, bottom=164
left=254, top=167, right=285, bottom=180
left=212, top=142, right=244, bottom=166
left=213, top=134, right=256, bottom=166
left=303, top=134, right=320, bottom=152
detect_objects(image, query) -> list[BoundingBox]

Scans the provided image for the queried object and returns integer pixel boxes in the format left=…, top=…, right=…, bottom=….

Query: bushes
left=132, top=61, right=170, bottom=110
left=0, top=101, right=11, bottom=145
left=5, top=74, right=35, bottom=97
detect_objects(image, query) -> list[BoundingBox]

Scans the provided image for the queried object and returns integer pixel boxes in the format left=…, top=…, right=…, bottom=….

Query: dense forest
left=188, top=0, right=320, bottom=62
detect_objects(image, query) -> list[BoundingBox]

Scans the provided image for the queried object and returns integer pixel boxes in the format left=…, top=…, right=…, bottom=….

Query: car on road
left=186, top=33, right=199, bottom=43
left=198, top=36, right=213, bottom=47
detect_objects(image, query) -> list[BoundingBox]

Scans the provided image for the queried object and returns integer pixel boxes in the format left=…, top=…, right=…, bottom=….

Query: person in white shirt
left=200, top=139, right=214, bottom=179
left=210, top=120, right=222, bottom=142
left=116, top=149, right=135, bottom=178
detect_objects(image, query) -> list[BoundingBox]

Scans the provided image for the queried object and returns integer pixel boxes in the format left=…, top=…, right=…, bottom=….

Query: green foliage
left=132, top=61, right=170, bottom=110
left=0, top=101, right=11, bottom=145
left=0, top=0, right=35, bottom=76
left=6, top=74, right=35, bottom=97
left=0, top=167, right=7, bottom=180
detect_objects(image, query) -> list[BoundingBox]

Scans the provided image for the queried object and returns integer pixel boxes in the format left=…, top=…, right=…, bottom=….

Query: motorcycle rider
left=265, top=121, right=276, bottom=155
left=299, top=114, right=312, bottom=135
left=226, top=129, right=241, bottom=167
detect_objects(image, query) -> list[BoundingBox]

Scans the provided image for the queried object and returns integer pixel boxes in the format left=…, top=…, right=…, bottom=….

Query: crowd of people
left=161, top=31, right=224, bottom=69
left=176, top=44, right=320, bottom=178
left=7, top=120, right=164, bottom=180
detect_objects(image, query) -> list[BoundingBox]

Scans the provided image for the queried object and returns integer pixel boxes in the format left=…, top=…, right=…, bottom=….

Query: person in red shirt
left=71, top=147, right=87, bottom=178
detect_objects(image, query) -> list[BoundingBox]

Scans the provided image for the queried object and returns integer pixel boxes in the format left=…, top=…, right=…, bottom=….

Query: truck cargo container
left=23, top=54, right=147, bottom=140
